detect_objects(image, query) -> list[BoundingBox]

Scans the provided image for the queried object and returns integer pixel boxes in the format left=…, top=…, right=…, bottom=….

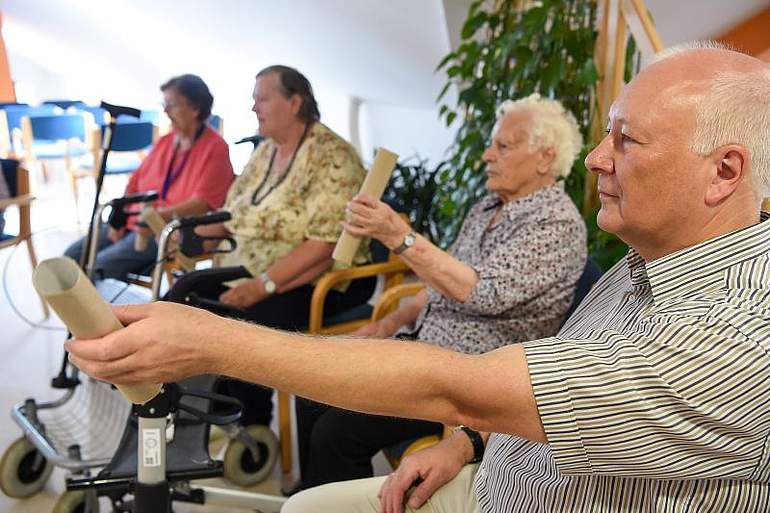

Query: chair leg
left=25, top=237, right=49, bottom=319
left=39, top=161, right=49, bottom=183
left=69, top=172, right=80, bottom=222
left=278, top=391, right=292, bottom=474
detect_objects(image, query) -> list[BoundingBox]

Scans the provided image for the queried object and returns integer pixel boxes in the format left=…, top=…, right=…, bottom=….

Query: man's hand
left=378, top=434, right=472, bottom=513
left=65, top=302, right=228, bottom=385
left=352, top=318, right=401, bottom=338
left=342, top=194, right=411, bottom=250
left=219, top=278, right=266, bottom=309
left=107, top=226, right=127, bottom=243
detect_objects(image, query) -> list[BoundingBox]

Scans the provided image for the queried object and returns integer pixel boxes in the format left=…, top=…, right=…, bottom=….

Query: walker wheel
left=223, top=424, right=278, bottom=486
left=52, top=490, right=100, bottom=513
left=0, top=436, right=54, bottom=498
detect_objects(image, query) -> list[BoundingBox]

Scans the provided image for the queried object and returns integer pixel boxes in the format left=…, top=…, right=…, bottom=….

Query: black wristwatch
left=456, top=425, right=485, bottom=463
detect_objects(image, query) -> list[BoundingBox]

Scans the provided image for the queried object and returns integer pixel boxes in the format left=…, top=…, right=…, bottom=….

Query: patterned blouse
left=216, top=122, right=370, bottom=289
left=400, top=183, right=587, bottom=354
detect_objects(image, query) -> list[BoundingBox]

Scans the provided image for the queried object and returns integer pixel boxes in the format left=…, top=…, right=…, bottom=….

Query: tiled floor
left=0, top=165, right=289, bottom=512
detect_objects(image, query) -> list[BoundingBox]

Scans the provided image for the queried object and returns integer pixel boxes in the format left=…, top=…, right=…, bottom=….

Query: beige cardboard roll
left=141, top=205, right=167, bottom=234
left=32, top=257, right=162, bottom=405
left=133, top=203, right=152, bottom=252
left=332, top=147, right=399, bottom=265
left=140, top=206, right=196, bottom=270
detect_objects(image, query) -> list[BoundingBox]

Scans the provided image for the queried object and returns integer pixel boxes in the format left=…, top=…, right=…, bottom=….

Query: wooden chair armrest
left=308, top=259, right=411, bottom=334
left=371, top=282, right=426, bottom=322
left=0, top=194, right=34, bottom=209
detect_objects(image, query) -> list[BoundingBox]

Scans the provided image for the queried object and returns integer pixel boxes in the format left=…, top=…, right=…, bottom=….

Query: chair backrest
left=116, top=110, right=158, bottom=124
left=208, top=114, right=223, bottom=135
left=109, top=121, right=154, bottom=151
left=77, top=106, right=109, bottom=126
left=28, top=114, right=86, bottom=142
left=43, top=99, right=85, bottom=109
left=2, top=105, right=59, bottom=131
left=565, top=258, right=604, bottom=320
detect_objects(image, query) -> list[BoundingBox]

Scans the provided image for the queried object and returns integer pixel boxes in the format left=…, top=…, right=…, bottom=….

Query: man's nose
left=585, top=136, right=613, bottom=175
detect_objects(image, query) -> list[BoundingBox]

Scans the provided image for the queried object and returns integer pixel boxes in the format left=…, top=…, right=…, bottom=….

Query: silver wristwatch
left=259, top=272, right=277, bottom=295
left=393, top=231, right=417, bottom=255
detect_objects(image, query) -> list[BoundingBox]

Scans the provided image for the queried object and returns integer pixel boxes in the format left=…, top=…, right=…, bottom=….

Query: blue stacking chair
left=77, top=105, right=109, bottom=126
left=0, top=104, right=59, bottom=158
left=208, top=114, right=224, bottom=135
left=21, top=113, right=90, bottom=205
left=76, top=120, right=156, bottom=204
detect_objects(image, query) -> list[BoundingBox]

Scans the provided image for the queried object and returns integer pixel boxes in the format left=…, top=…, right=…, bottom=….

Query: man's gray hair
left=495, top=93, right=583, bottom=179
left=654, top=41, right=770, bottom=197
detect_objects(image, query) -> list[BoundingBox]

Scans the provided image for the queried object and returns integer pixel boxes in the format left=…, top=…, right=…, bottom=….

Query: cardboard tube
left=134, top=232, right=148, bottom=252
left=32, top=257, right=162, bottom=404
left=133, top=203, right=152, bottom=252
left=140, top=206, right=196, bottom=271
left=140, top=205, right=167, bottom=234
left=332, top=147, right=399, bottom=265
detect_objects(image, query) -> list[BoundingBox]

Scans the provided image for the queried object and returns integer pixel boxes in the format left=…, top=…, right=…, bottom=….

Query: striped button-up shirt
left=476, top=214, right=770, bottom=512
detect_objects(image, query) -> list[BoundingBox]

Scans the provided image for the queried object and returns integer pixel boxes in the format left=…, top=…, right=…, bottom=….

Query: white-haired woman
left=292, top=93, right=588, bottom=492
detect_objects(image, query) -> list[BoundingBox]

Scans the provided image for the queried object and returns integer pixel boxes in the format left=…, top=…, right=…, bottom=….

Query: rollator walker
left=0, top=103, right=286, bottom=512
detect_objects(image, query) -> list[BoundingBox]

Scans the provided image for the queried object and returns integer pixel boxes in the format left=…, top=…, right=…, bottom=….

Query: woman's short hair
left=160, top=74, right=213, bottom=122
left=496, top=93, right=583, bottom=179
left=256, top=65, right=321, bottom=123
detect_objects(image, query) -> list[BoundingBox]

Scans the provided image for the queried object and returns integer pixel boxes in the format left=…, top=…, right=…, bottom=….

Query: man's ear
left=537, top=147, right=556, bottom=175
left=706, top=144, right=749, bottom=207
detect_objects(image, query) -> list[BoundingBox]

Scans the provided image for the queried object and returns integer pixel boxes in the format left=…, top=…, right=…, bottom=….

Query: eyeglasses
left=162, top=100, right=189, bottom=110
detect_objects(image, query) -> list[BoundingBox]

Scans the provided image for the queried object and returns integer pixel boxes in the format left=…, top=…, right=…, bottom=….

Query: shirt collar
left=628, top=212, right=770, bottom=304
left=483, top=183, right=567, bottom=222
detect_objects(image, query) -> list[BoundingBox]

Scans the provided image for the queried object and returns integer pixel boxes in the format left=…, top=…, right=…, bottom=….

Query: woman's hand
left=219, top=278, right=266, bottom=309
left=195, top=222, right=230, bottom=253
left=351, top=318, right=401, bottom=338
left=377, top=435, right=472, bottom=513
left=107, top=226, right=127, bottom=243
left=342, top=194, right=410, bottom=250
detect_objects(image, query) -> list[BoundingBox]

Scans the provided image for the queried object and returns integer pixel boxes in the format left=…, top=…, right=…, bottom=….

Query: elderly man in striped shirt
left=67, top=42, right=770, bottom=513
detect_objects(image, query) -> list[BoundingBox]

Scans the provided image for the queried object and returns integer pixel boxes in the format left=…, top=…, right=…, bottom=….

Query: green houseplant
left=433, top=0, right=628, bottom=268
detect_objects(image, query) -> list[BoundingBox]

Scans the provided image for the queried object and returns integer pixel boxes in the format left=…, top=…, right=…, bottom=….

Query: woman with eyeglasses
left=63, top=74, right=234, bottom=280
left=188, top=65, right=375, bottom=428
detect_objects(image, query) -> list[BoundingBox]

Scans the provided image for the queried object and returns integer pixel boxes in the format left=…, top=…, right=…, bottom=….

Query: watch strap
left=459, top=426, right=485, bottom=463
left=259, top=271, right=276, bottom=295
left=392, top=231, right=416, bottom=255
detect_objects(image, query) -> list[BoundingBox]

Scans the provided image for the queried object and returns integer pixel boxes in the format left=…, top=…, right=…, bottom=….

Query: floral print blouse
left=216, top=122, right=370, bottom=290
left=399, top=183, right=587, bottom=354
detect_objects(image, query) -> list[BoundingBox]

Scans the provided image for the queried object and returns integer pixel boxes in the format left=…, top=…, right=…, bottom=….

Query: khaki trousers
left=282, top=464, right=480, bottom=513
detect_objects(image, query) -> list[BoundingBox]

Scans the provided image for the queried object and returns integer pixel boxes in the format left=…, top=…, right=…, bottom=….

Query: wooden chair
left=0, top=159, right=48, bottom=317
left=273, top=234, right=413, bottom=475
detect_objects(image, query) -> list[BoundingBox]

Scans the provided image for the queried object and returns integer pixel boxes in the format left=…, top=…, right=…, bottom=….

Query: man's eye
left=621, top=133, right=636, bottom=143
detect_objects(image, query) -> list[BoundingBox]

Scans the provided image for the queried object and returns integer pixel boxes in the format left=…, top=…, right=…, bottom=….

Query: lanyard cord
left=162, top=123, right=206, bottom=200
left=250, top=123, right=310, bottom=206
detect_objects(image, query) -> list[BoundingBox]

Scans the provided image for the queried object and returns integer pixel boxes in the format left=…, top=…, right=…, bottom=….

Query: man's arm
left=65, top=302, right=546, bottom=442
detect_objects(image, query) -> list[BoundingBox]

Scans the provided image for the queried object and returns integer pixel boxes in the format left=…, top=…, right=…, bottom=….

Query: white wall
left=1, top=0, right=469, bottom=171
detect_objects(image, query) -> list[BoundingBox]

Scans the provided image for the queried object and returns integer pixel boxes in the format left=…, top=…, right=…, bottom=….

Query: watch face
left=264, top=280, right=276, bottom=294
left=405, top=233, right=416, bottom=246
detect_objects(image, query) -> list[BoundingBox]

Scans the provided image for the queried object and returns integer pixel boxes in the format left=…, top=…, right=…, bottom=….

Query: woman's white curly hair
left=495, top=93, right=583, bottom=179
